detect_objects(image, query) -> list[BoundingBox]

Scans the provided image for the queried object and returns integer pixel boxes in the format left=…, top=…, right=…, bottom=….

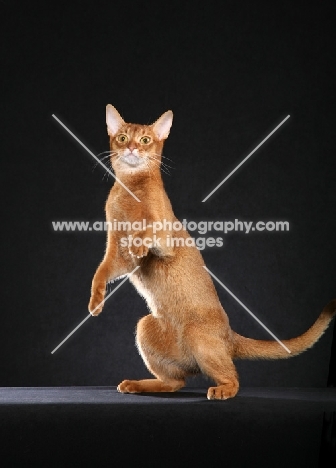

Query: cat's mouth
left=121, top=154, right=143, bottom=167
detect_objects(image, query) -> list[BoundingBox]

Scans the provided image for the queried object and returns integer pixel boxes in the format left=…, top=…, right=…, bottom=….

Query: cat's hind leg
left=187, top=327, right=239, bottom=400
left=117, top=314, right=187, bottom=394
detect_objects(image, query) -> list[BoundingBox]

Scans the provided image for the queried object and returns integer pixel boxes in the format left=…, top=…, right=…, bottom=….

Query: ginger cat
left=89, top=104, right=336, bottom=400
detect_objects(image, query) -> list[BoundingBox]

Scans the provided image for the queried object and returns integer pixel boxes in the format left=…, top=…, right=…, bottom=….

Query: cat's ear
left=151, top=110, right=173, bottom=140
left=106, top=104, right=125, bottom=136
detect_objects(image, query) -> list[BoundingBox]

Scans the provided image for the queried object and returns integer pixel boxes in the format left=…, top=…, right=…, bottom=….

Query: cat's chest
left=130, top=272, right=161, bottom=316
left=105, top=185, right=172, bottom=222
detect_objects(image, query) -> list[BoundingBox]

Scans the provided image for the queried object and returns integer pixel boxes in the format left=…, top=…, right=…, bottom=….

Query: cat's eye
left=117, top=134, right=128, bottom=143
left=140, top=136, right=152, bottom=144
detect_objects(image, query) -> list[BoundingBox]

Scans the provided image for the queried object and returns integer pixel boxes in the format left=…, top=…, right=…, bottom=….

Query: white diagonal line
left=202, top=115, right=290, bottom=202
left=51, top=266, right=140, bottom=354
left=203, top=266, right=291, bottom=353
left=52, top=114, right=141, bottom=202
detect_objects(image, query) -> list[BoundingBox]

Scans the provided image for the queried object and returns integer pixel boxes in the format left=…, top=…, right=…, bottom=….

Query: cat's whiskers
left=102, top=164, right=112, bottom=181
left=96, top=150, right=117, bottom=157
left=149, top=154, right=175, bottom=170
left=100, top=153, right=116, bottom=162
left=146, top=155, right=172, bottom=175
left=150, top=161, right=171, bottom=176
left=150, top=162, right=171, bottom=176
left=157, top=160, right=173, bottom=171
left=143, top=155, right=158, bottom=180
left=93, top=150, right=118, bottom=175
left=152, top=152, right=175, bottom=164
left=144, top=161, right=152, bottom=179
left=102, top=157, right=117, bottom=181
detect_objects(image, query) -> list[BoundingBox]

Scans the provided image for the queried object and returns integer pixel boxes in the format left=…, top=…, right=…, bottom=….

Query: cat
left=88, top=104, right=336, bottom=400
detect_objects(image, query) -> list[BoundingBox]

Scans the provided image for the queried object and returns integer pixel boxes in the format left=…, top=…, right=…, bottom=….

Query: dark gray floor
left=0, top=386, right=335, bottom=406
left=0, top=387, right=335, bottom=467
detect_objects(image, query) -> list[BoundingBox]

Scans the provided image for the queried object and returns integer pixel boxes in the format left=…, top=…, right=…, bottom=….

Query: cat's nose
left=128, top=143, right=137, bottom=152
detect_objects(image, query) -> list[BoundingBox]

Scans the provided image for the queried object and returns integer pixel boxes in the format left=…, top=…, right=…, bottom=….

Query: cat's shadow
left=131, top=390, right=206, bottom=399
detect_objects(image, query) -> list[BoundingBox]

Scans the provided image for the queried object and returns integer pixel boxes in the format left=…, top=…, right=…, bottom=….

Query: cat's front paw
left=127, top=230, right=158, bottom=259
left=128, top=243, right=149, bottom=258
left=88, top=292, right=105, bottom=316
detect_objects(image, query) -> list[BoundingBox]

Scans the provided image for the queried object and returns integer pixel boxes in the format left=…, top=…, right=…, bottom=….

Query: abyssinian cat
left=89, top=104, right=336, bottom=400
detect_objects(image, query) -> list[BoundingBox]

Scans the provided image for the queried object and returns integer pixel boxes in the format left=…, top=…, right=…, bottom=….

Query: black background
left=2, top=0, right=335, bottom=388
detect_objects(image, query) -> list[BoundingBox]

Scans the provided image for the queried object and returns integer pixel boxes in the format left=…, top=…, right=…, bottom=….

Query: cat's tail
left=232, top=300, right=336, bottom=360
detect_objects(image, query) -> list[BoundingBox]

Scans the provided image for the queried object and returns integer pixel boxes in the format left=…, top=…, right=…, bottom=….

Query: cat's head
left=106, top=104, right=173, bottom=174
